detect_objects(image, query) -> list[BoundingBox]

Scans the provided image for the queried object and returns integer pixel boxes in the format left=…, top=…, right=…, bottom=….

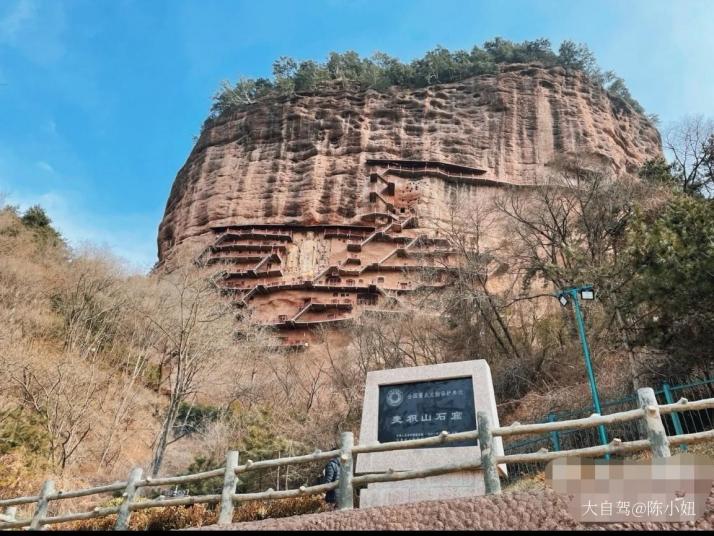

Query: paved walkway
left=199, top=486, right=713, bottom=531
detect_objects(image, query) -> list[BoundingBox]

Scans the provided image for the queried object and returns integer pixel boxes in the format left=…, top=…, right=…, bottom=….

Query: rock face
left=157, top=63, right=661, bottom=343
left=158, top=63, right=660, bottom=260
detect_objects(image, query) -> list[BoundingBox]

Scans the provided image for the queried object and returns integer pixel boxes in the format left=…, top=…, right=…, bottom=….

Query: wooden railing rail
left=1, top=390, right=712, bottom=530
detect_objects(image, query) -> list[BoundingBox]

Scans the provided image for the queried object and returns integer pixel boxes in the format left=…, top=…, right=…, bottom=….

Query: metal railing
left=502, top=377, right=714, bottom=482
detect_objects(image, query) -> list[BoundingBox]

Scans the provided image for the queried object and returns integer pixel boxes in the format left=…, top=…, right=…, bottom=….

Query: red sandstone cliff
left=157, top=63, right=661, bottom=263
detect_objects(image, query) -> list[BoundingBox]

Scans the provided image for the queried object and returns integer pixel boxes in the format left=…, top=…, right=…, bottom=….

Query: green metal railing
left=502, top=375, right=714, bottom=483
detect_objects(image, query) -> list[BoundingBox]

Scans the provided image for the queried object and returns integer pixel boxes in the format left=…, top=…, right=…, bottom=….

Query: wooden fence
left=2, top=387, right=714, bottom=530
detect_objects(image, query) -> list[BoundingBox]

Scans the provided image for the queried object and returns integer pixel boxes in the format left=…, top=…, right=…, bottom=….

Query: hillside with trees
left=3, top=122, right=711, bottom=503
left=1, top=39, right=713, bottom=528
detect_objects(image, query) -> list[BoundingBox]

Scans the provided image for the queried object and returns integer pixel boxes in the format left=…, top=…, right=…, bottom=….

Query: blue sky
left=1, top=0, right=713, bottom=272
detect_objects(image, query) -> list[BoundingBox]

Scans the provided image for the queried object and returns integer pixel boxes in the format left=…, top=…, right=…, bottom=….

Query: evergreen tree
left=208, top=38, right=645, bottom=121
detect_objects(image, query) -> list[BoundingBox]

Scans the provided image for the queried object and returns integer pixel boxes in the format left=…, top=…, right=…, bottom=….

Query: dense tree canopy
left=210, top=38, right=645, bottom=119
left=625, top=193, right=714, bottom=363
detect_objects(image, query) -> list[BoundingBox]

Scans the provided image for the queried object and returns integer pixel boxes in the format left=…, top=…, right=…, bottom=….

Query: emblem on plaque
left=385, top=388, right=404, bottom=407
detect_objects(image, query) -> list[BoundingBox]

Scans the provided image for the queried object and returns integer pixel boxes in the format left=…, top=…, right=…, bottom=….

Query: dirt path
left=198, top=486, right=713, bottom=531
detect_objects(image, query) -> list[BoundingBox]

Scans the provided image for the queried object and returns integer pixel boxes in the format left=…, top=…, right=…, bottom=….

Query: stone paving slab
left=197, top=485, right=713, bottom=531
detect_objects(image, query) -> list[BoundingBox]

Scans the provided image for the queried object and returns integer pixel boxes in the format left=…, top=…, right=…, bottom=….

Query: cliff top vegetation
left=210, top=37, right=647, bottom=120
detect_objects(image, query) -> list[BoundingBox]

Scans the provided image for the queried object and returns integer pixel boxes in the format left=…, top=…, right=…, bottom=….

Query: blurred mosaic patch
left=545, top=454, right=714, bottom=522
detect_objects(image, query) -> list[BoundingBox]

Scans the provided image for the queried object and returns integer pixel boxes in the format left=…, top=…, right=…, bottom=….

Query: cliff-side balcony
left=325, top=230, right=370, bottom=240
left=366, top=158, right=487, bottom=176
left=222, top=269, right=283, bottom=281
left=211, top=243, right=287, bottom=254
left=406, top=249, right=455, bottom=258
left=208, top=251, right=272, bottom=262
left=206, top=256, right=264, bottom=266
left=294, top=316, right=352, bottom=326
left=215, top=230, right=293, bottom=245
left=236, top=230, right=293, bottom=242
left=289, top=301, right=353, bottom=322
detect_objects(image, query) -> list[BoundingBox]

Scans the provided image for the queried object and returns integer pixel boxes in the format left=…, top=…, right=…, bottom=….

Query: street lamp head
left=580, top=288, right=595, bottom=301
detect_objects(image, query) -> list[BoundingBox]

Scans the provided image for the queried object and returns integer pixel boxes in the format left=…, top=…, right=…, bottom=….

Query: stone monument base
left=359, top=470, right=485, bottom=508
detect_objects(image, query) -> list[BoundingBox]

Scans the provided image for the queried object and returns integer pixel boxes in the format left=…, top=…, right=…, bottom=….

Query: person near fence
left=321, top=455, right=341, bottom=507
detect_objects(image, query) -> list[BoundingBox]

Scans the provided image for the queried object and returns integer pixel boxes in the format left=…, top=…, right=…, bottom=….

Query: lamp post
left=555, top=285, right=609, bottom=457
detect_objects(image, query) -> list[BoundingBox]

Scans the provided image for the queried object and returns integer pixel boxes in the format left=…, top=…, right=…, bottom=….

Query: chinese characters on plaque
left=378, top=377, right=477, bottom=448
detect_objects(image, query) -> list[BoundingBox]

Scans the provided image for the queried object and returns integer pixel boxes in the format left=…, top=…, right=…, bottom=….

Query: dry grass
left=0, top=448, right=46, bottom=499
left=503, top=471, right=547, bottom=493
left=686, top=441, right=714, bottom=459
left=54, top=495, right=328, bottom=531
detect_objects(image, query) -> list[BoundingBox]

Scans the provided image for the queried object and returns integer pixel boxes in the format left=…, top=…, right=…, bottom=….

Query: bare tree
left=665, top=115, right=714, bottom=196
left=213, top=316, right=281, bottom=413
left=95, top=325, right=151, bottom=471
left=429, top=192, right=526, bottom=363
left=139, top=262, right=236, bottom=477
left=493, top=160, right=657, bottom=389
left=4, top=350, right=108, bottom=472
left=51, top=254, right=129, bottom=354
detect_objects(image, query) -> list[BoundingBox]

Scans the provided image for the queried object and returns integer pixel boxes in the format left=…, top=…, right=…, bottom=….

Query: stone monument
left=355, top=360, right=505, bottom=507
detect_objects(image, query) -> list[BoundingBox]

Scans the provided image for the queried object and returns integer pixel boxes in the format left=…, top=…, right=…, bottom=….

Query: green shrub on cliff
left=19, top=204, right=63, bottom=246
left=209, top=37, right=645, bottom=119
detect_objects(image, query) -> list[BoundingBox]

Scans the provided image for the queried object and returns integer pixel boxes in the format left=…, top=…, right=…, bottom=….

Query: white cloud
left=35, top=160, right=55, bottom=174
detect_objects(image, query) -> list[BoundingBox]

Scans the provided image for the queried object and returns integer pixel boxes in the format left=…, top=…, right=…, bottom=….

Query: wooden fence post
left=114, top=467, right=143, bottom=530
left=218, top=451, right=239, bottom=525
left=477, top=411, right=501, bottom=495
left=337, top=432, right=354, bottom=510
left=29, top=479, right=54, bottom=530
left=637, top=387, right=671, bottom=458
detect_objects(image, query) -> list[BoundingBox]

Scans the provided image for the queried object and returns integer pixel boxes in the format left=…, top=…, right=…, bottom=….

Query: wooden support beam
left=637, top=387, right=671, bottom=458
left=477, top=411, right=501, bottom=495
left=114, top=467, right=143, bottom=530
left=337, top=432, right=354, bottom=510
left=352, top=460, right=483, bottom=487
left=234, top=449, right=340, bottom=474
left=29, top=479, right=54, bottom=530
left=218, top=451, right=239, bottom=525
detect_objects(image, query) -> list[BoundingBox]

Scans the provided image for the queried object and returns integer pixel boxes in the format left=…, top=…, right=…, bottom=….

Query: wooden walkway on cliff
left=365, top=158, right=535, bottom=188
